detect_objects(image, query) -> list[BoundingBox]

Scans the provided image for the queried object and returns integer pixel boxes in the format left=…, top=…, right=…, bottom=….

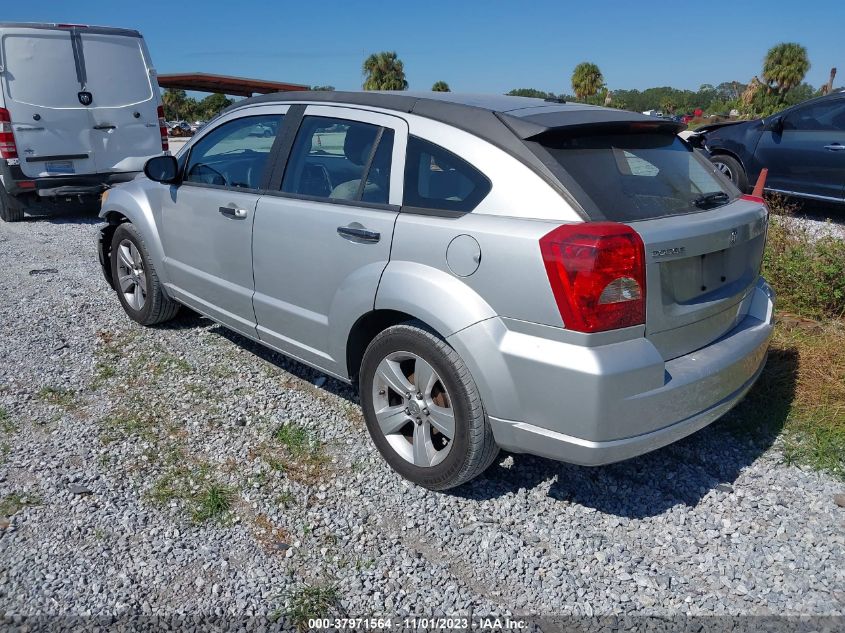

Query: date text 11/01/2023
left=306, top=616, right=529, bottom=630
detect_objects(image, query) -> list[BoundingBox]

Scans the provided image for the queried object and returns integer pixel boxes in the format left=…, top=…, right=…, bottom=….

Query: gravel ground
left=0, top=210, right=844, bottom=625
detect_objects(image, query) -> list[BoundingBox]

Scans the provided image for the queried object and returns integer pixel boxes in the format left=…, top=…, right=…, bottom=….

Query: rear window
left=537, top=131, right=735, bottom=221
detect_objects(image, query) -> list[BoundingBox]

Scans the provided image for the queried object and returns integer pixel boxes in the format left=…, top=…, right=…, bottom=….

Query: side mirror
left=144, top=155, right=178, bottom=183
left=765, top=115, right=784, bottom=133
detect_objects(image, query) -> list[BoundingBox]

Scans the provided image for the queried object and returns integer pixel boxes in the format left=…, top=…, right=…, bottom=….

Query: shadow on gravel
left=451, top=346, right=799, bottom=519
left=21, top=207, right=102, bottom=225
left=208, top=325, right=359, bottom=404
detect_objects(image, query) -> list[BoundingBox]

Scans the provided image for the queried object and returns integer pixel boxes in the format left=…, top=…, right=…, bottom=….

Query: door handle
left=219, top=206, right=248, bottom=219
left=93, top=124, right=116, bottom=130
left=824, top=144, right=845, bottom=151
left=337, top=225, right=380, bottom=243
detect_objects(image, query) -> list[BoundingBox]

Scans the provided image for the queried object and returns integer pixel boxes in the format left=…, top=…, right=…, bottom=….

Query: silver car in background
left=97, top=92, right=774, bottom=490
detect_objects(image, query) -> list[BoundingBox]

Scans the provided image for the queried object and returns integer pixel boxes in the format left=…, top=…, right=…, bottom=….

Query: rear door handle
left=93, top=124, right=116, bottom=130
left=219, top=206, right=248, bottom=219
left=824, top=144, right=845, bottom=151
left=337, top=225, right=380, bottom=243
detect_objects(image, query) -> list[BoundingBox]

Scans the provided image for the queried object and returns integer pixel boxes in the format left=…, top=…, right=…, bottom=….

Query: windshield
left=537, top=131, right=737, bottom=221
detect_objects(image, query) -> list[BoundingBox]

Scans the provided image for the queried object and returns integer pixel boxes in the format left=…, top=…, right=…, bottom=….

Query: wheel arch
left=97, top=186, right=171, bottom=290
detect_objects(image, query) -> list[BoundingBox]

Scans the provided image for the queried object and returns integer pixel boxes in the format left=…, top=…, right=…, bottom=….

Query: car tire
left=710, top=154, right=748, bottom=191
left=0, top=187, right=24, bottom=222
left=359, top=321, right=499, bottom=490
left=110, top=222, right=180, bottom=326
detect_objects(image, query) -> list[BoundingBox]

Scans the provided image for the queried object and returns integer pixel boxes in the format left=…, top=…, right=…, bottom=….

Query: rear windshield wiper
left=693, top=191, right=730, bottom=209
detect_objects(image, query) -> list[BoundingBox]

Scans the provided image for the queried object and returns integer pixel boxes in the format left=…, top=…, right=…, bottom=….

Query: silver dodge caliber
left=98, top=91, right=774, bottom=490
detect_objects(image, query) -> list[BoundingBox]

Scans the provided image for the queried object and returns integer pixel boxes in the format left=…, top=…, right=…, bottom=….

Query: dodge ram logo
left=78, top=91, right=93, bottom=106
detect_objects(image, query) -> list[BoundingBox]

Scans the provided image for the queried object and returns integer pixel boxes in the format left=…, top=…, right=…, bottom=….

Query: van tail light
left=157, top=106, right=169, bottom=152
left=0, top=108, right=18, bottom=160
left=539, top=222, right=646, bottom=333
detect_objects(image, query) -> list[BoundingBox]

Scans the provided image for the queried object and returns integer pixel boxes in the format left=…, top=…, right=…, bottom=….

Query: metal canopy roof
left=157, top=72, right=309, bottom=97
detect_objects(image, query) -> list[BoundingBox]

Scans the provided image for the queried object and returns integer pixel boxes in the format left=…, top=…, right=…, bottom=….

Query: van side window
left=783, top=99, right=845, bottom=131
left=281, top=116, right=393, bottom=204
left=183, top=115, right=282, bottom=190
left=403, top=136, right=491, bottom=212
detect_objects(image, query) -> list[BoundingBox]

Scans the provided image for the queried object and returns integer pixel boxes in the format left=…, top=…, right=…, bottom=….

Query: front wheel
left=359, top=322, right=499, bottom=490
left=109, top=222, right=180, bottom=326
left=709, top=154, right=748, bottom=191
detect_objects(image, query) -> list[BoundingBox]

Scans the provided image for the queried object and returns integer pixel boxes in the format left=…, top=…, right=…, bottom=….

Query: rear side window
left=184, top=115, right=282, bottom=189
left=537, top=132, right=735, bottom=221
left=281, top=116, right=393, bottom=205
left=403, top=136, right=491, bottom=213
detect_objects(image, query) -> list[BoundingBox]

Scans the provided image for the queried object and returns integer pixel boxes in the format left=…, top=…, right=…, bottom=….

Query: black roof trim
left=0, top=22, right=142, bottom=37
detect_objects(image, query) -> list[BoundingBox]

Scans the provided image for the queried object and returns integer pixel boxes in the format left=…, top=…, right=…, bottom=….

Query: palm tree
left=161, top=88, right=188, bottom=120
left=362, top=51, right=408, bottom=91
left=571, top=62, right=604, bottom=101
left=431, top=81, right=450, bottom=92
left=762, top=43, right=810, bottom=94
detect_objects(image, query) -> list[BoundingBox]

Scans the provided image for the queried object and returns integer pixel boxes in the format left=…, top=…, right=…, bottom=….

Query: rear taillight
left=0, top=108, right=18, bottom=160
left=157, top=105, right=169, bottom=152
left=540, top=222, right=646, bottom=333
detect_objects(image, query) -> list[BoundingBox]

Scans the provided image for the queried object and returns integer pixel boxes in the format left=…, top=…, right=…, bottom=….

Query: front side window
left=403, top=136, right=491, bottom=212
left=183, top=114, right=282, bottom=189
left=784, top=99, right=845, bottom=131
left=281, top=116, right=393, bottom=204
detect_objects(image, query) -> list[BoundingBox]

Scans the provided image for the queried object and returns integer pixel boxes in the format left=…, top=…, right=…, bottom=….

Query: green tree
left=362, top=51, right=408, bottom=91
left=763, top=43, right=810, bottom=94
left=161, top=88, right=188, bottom=120
left=507, top=88, right=556, bottom=99
left=311, top=85, right=335, bottom=91
left=431, top=81, right=450, bottom=92
left=571, top=62, right=604, bottom=100
left=197, top=93, right=233, bottom=120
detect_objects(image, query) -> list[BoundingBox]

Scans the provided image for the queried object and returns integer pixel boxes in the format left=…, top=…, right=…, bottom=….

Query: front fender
left=98, top=181, right=170, bottom=289
left=374, top=261, right=497, bottom=339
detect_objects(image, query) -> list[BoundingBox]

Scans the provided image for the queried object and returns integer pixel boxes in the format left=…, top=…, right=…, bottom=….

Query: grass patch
left=100, top=411, right=157, bottom=444
left=0, top=407, right=16, bottom=434
left=282, top=584, right=341, bottom=631
left=191, top=484, right=235, bottom=523
left=763, top=197, right=845, bottom=320
left=0, top=492, right=40, bottom=517
left=38, top=386, right=80, bottom=410
left=729, top=320, right=844, bottom=479
left=270, top=423, right=330, bottom=483
left=274, top=423, right=311, bottom=457
left=148, top=462, right=236, bottom=524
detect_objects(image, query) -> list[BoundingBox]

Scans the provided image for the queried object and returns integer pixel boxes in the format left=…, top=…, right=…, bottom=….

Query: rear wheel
left=359, top=322, right=499, bottom=490
left=710, top=154, right=748, bottom=191
left=109, top=223, right=179, bottom=326
left=0, top=187, right=24, bottom=222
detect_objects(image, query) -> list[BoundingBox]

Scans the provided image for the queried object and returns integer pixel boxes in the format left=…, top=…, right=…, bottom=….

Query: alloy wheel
left=116, top=239, right=147, bottom=311
left=714, top=161, right=733, bottom=180
left=371, top=351, right=455, bottom=467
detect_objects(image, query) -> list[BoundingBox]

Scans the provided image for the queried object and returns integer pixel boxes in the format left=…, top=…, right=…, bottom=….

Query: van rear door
left=1, top=27, right=97, bottom=178
left=80, top=31, right=161, bottom=173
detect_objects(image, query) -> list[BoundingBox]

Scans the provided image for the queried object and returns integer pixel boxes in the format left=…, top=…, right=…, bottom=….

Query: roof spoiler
left=498, top=110, right=686, bottom=140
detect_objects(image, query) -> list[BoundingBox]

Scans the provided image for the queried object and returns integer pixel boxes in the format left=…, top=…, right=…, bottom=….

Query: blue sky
left=4, top=1, right=843, bottom=94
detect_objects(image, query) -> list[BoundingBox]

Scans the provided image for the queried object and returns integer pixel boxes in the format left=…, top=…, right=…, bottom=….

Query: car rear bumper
left=448, top=277, right=775, bottom=465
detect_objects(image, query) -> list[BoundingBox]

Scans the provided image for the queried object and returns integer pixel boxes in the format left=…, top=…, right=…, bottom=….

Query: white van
left=0, top=23, right=167, bottom=221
